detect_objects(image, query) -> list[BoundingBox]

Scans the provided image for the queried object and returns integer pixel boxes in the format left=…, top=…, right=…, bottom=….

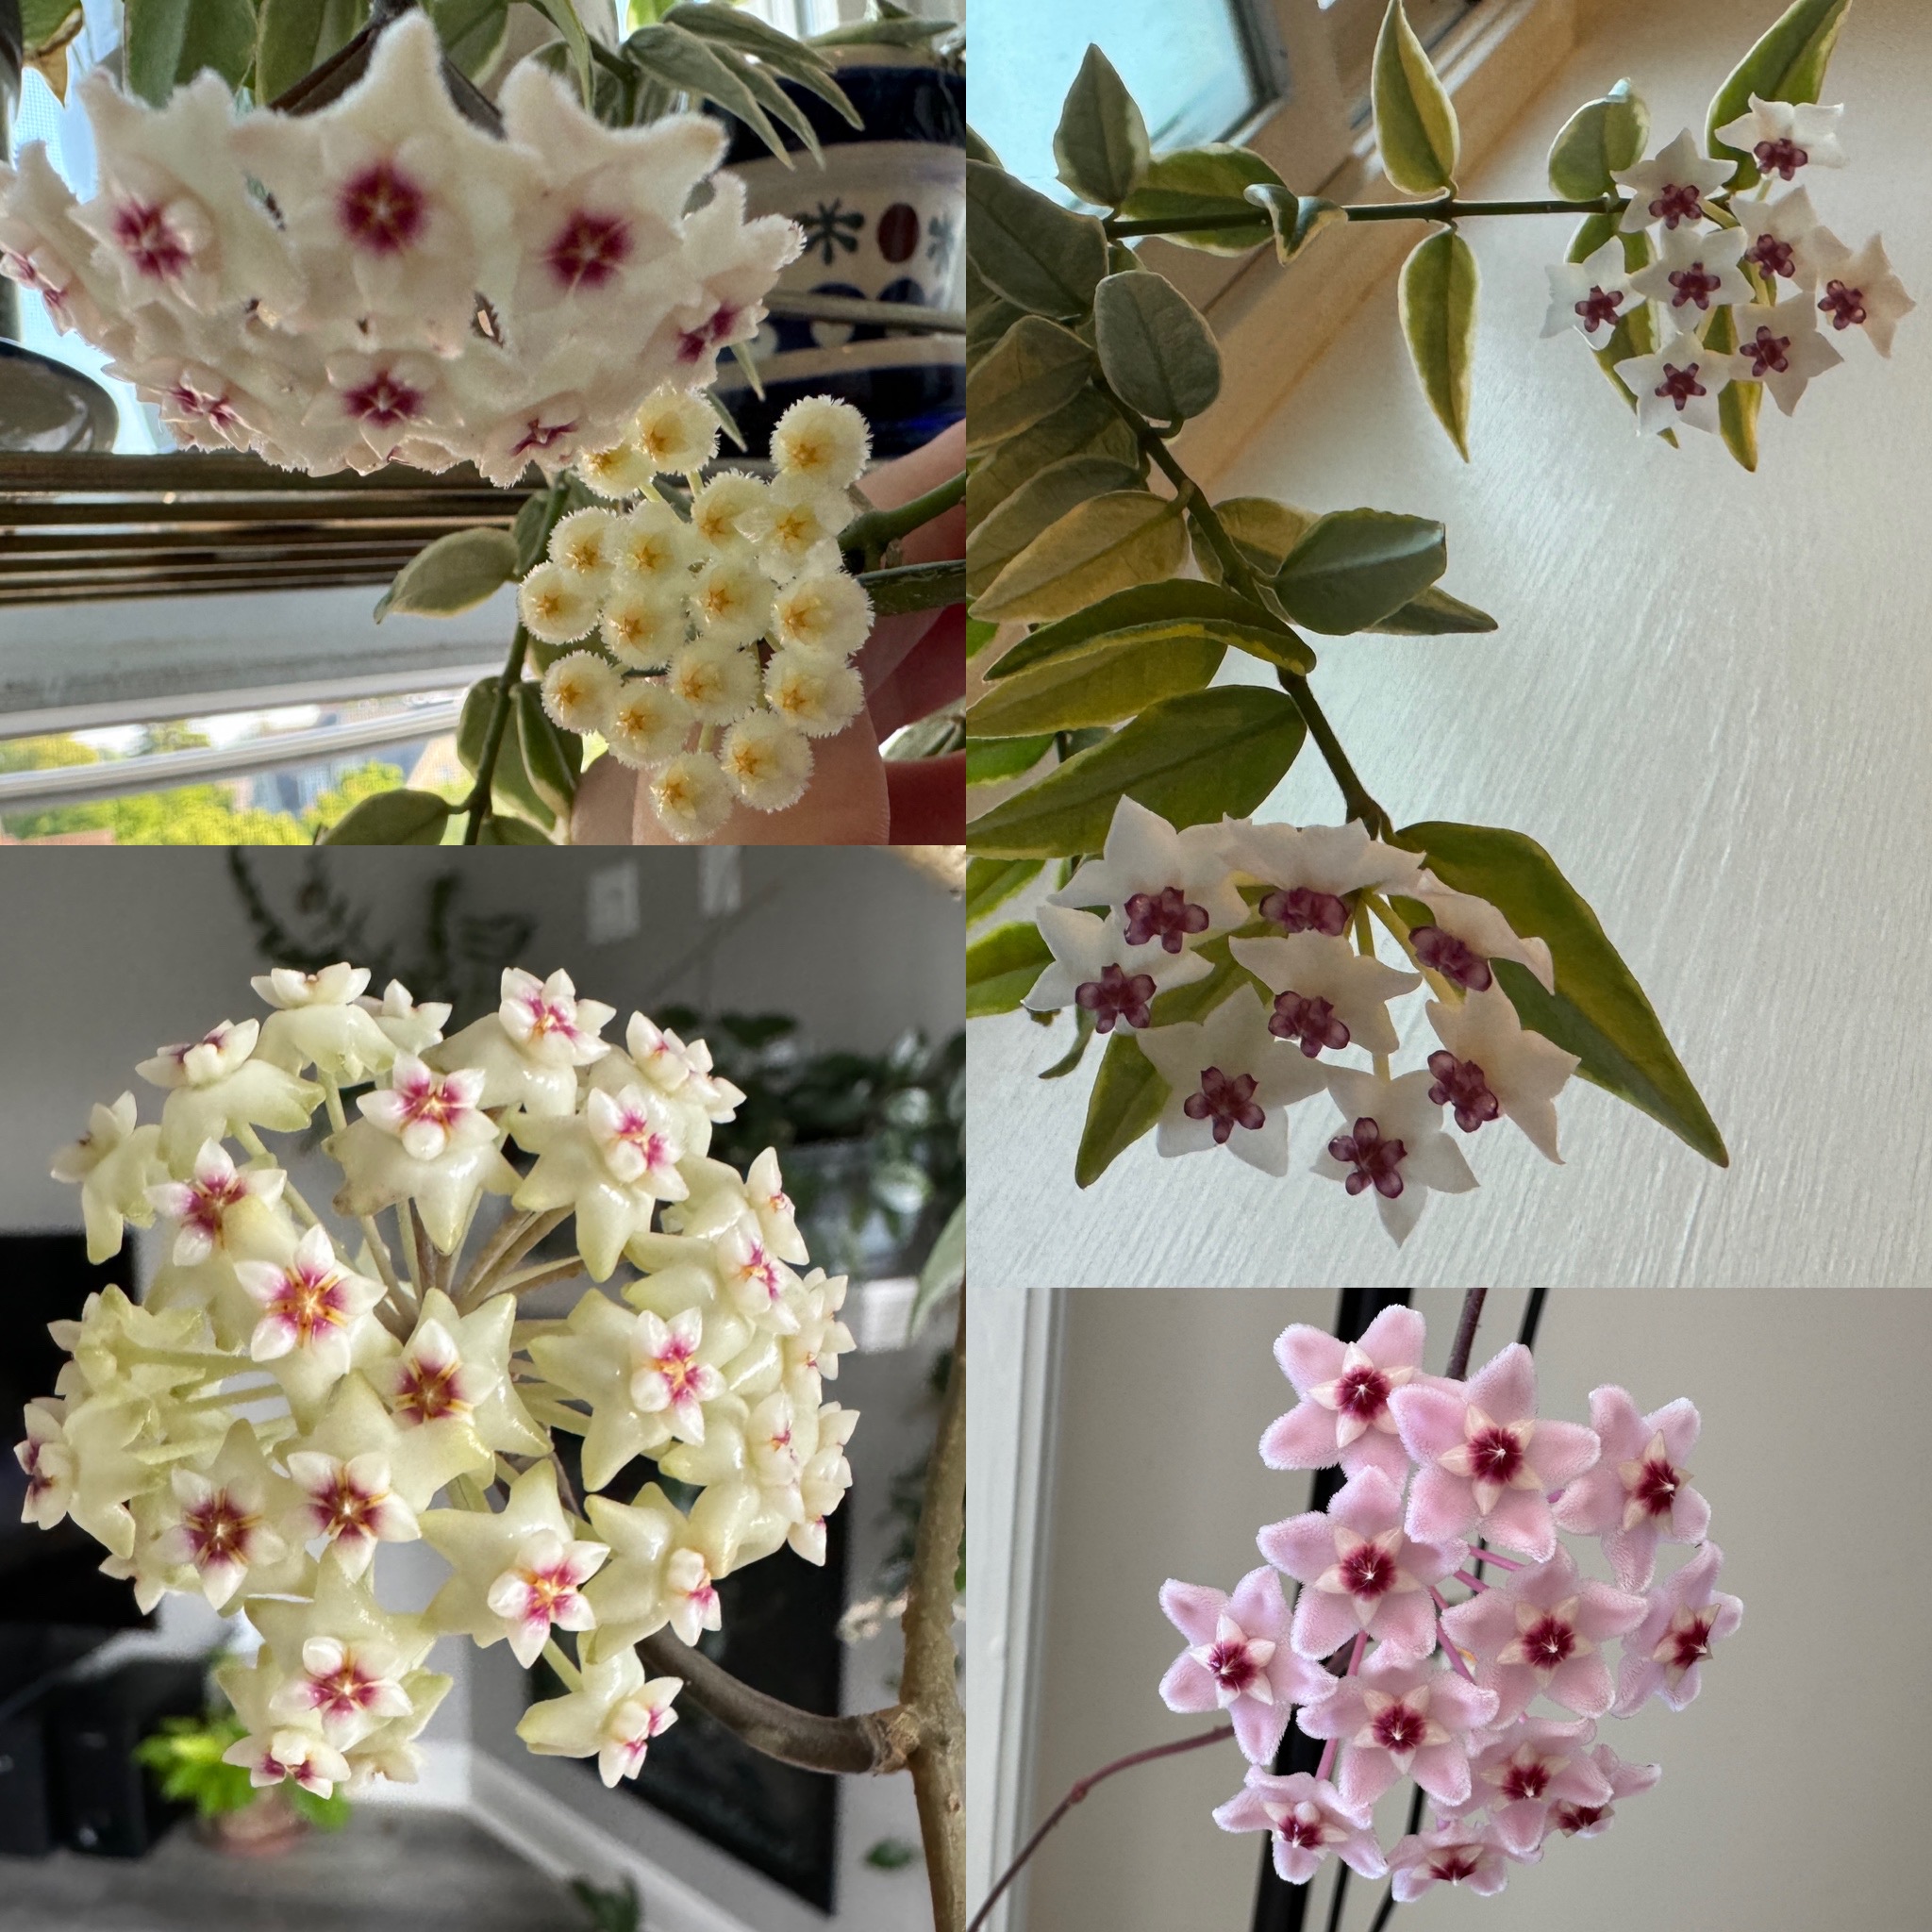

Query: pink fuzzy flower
left=1291, top=1652, right=1497, bottom=1810
left=1259, top=1306, right=1427, bottom=1487
left=1437, top=1544, right=1646, bottom=1723
left=1258, top=1467, right=1465, bottom=1662
left=1211, top=1770, right=1386, bottom=1886
left=1387, top=1822, right=1515, bottom=1902
left=1158, top=1570, right=1333, bottom=1766
left=1451, top=1715, right=1612, bottom=1856
left=1390, top=1342, right=1600, bottom=1559
left=1547, top=1742, right=1660, bottom=1840
left=1551, top=1387, right=1708, bottom=1589
left=1614, top=1543, right=1742, bottom=1714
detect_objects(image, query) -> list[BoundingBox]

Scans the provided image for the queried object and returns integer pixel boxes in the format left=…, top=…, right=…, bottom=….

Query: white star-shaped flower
left=1541, top=239, right=1637, bottom=350
left=1808, top=229, right=1916, bottom=356
left=1730, top=293, right=1844, bottom=414
left=1313, top=1069, right=1477, bottom=1246
left=1614, top=332, right=1743, bottom=438
left=1714, top=94, right=1846, bottom=178
left=517, top=1645, right=683, bottom=1788
left=1630, top=225, right=1753, bottom=325
left=1049, top=796, right=1248, bottom=941
left=1024, top=906, right=1213, bottom=1031
left=1611, top=128, right=1735, bottom=234
left=1229, top=934, right=1422, bottom=1061
left=1424, top=988, right=1580, bottom=1163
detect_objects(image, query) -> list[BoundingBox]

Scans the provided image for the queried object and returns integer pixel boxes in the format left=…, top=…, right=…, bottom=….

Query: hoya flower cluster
left=17, top=963, right=857, bottom=1799
left=525, top=393, right=875, bottom=841
left=0, top=16, right=798, bottom=484
left=1543, top=101, right=1913, bottom=438
left=1161, top=1308, right=1739, bottom=1902
left=1024, top=797, right=1581, bottom=1244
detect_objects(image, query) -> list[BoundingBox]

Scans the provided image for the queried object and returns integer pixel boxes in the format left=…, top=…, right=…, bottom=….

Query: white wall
left=1006, top=1285, right=1930, bottom=1932
left=966, top=0, right=1932, bottom=1287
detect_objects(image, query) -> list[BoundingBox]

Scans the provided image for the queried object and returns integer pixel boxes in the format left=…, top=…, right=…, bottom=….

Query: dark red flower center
left=1820, top=279, right=1867, bottom=330
left=1667, top=263, right=1724, bottom=310
left=1074, top=963, right=1156, bottom=1033
left=1341, top=1543, right=1394, bottom=1601
left=339, top=162, right=427, bottom=254
left=1428, top=1849, right=1482, bottom=1881
left=1755, top=136, right=1808, bottom=180
left=1278, top=1813, right=1325, bottom=1850
left=1427, top=1050, right=1500, bottom=1133
left=1630, top=1453, right=1683, bottom=1518
left=1744, top=232, right=1798, bottom=279
left=1744, top=326, right=1792, bottom=376
left=113, top=201, right=191, bottom=280
left=1258, top=885, right=1349, bottom=936
left=1372, top=1704, right=1425, bottom=1754
left=1269, top=991, right=1349, bottom=1057
left=342, top=370, right=425, bottom=426
left=1520, top=1612, right=1575, bottom=1670
left=511, top=415, right=578, bottom=457
left=1206, top=1639, right=1260, bottom=1693
left=1411, top=925, right=1491, bottom=991
left=1574, top=285, right=1624, bottom=333
left=547, top=210, right=633, bottom=291
left=1184, top=1066, right=1264, bottom=1143
left=677, top=303, right=743, bottom=362
left=1328, top=1118, right=1407, bottom=1199
left=1649, top=182, right=1704, bottom=227
left=1656, top=361, right=1707, bottom=409
left=1667, top=1612, right=1715, bottom=1672
left=1553, top=1803, right=1607, bottom=1834
left=1124, top=885, right=1209, bottom=953
left=1500, top=1758, right=1552, bottom=1802
left=1333, top=1364, right=1391, bottom=1420
left=1464, top=1424, right=1524, bottom=1484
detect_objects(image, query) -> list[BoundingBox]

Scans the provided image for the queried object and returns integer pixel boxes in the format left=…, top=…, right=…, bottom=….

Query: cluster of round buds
left=0, top=16, right=799, bottom=483
left=18, top=962, right=856, bottom=1800
left=1160, top=1307, right=1738, bottom=1902
left=1541, top=101, right=1912, bottom=440
left=1024, top=797, right=1581, bottom=1245
left=525, top=392, right=875, bottom=841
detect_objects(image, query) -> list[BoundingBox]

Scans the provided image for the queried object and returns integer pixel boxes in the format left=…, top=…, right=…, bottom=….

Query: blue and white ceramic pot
left=713, top=47, right=965, bottom=460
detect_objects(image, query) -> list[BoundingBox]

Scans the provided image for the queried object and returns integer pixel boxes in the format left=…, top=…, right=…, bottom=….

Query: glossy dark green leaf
left=1273, top=509, right=1447, bottom=635
left=1397, top=820, right=1727, bottom=1166
left=320, top=788, right=453, bottom=846
left=974, top=491, right=1186, bottom=624
left=965, top=316, right=1096, bottom=455
left=966, top=734, right=1055, bottom=786
left=1244, top=184, right=1346, bottom=264
left=969, top=628, right=1224, bottom=735
left=1707, top=0, right=1851, bottom=188
left=966, top=391, right=1141, bottom=527
left=1397, top=227, right=1478, bottom=459
left=966, top=922, right=1054, bottom=1018
left=987, top=577, right=1302, bottom=678
left=1092, top=270, right=1222, bottom=425
left=1053, top=43, right=1150, bottom=208
left=968, top=686, right=1306, bottom=858
left=1371, top=585, right=1497, bottom=634
left=966, top=857, right=1045, bottom=924
left=1115, top=144, right=1278, bottom=254
left=967, top=159, right=1110, bottom=319
left=967, top=455, right=1143, bottom=602
left=1547, top=78, right=1648, bottom=200
left=1373, top=0, right=1459, bottom=194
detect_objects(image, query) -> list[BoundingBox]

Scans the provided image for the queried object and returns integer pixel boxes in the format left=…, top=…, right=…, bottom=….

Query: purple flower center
left=1743, top=325, right=1792, bottom=376
left=677, top=302, right=744, bottom=362
left=1667, top=263, right=1724, bottom=310
left=1754, top=136, right=1808, bottom=179
left=511, top=415, right=579, bottom=457
left=1574, top=286, right=1624, bottom=333
left=1820, top=278, right=1867, bottom=330
left=1500, top=1757, right=1552, bottom=1802
left=1655, top=361, right=1707, bottom=410
left=1464, top=1424, right=1524, bottom=1485
left=1333, top=1363, right=1391, bottom=1420
left=169, top=381, right=239, bottom=431
left=547, top=210, right=633, bottom=291
left=1649, top=182, right=1704, bottom=227
left=1340, top=1543, right=1394, bottom=1602
left=1520, top=1612, right=1575, bottom=1670
left=1410, top=924, right=1492, bottom=991
left=1206, top=1639, right=1260, bottom=1693
left=1745, top=232, right=1798, bottom=279
left=1372, top=1703, right=1425, bottom=1753
left=342, top=369, right=425, bottom=426
left=1426, top=1050, right=1501, bottom=1133
left=1257, top=885, right=1349, bottom=936
left=112, top=200, right=191, bottom=280
left=1553, top=1803, right=1607, bottom=1834
left=1630, top=1453, right=1683, bottom=1518
left=1666, top=1613, right=1715, bottom=1672
left=1328, top=1117, right=1407, bottom=1199
left=1124, top=885, right=1209, bottom=953
left=1183, top=1065, right=1265, bottom=1144
left=1277, top=1813, right=1325, bottom=1851
left=1268, top=991, right=1349, bottom=1058
left=339, top=162, right=427, bottom=254
left=1428, top=1849, right=1483, bottom=1882
left=1074, top=963, right=1156, bottom=1033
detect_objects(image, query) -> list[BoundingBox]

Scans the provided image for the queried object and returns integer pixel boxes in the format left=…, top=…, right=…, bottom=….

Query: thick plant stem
left=460, top=624, right=531, bottom=845
left=966, top=1724, right=1236, bottom=1932
left=1444, top=1286, right=1489, bottom=1379
left=1102, top=192, right=1622, bottom=241
left=841, top=470, right=967, bottom=568
left=901, top=1295, right=969, bottom=1931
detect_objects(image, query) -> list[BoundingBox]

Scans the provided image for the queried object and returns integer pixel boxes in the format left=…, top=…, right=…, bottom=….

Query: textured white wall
left=966, top=0, right=1932, bottom=1287
left=1015, top=1285, right=1930, bottom=1932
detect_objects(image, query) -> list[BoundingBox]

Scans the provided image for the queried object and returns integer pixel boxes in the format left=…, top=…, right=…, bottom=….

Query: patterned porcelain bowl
left=713, top=50, right=965, bottom=459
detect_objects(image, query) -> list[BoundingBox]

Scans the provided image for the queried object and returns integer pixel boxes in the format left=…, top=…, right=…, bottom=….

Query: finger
left=869, top=605, right=968, bottom=740
left=886, top=754, right=967, bottom=843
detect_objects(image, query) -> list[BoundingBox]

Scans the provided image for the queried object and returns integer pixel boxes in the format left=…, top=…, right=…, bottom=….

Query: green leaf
left=491, top=699, right=559, bottom=833
left=1702, top=303, right=1761, bottom=473
left=1567, top=216, right=1673, bottom=438
left=987, top=577, right=1305, bottom=678
left=476, top=815, right=553, bottom=845
left=1547, top=78, right=1649, bottom=200
left=965, top=123, right=1002, bottom=168
left=455, top=676, right=498, bottom=776
left=1273, top=508, right=1447, bottom=635
left=968, top=686, right=1306, bottom=858
left=663, top=2, right=860, bottom=125
left=626, top=22, right=789, bottom=163
left=967, top=734, right=1055, bottom=786
left=967, top=161, right=1110, bottom=320
left=1190, top=495, right=1313, bottom=584
left=22, top=2, right=84, bottom=56
left=966, top=921, right=1053, bottom=1018
left=997, top=614, right=1310, bottom=686
left=966, top=391, right=1141, bottom=527
left=1115, top=144, right=1279, bottom=254
left=375, top=526, right=520, bottom=622
left=1707, top=0, right=1851, bottom=189
left=966, top=857, right=1044, bottom=924
left=1244, top=185, right=1347, bottom=265
left=1039, top=1005, right=1098, bottom=1080
left=812, top=14, right=954, bottom=47
left=125, top=0, right=258, bottom=105
left=1054, top=43, right=1151, bottom=208
left=975, top=491, right=1187, bottom=625
left=320, top=788, right=453, bottom=845
left=514, top=680, right=579, bottom=818
left=965, top=316, right=1095, bottom=455
left=965, top=616, right=1001, bottom=660
left=1371, top=584, right=1498, bottom=635
left=908, top=1198, right=965, bottom=1338
left=527, top=0, right=593, bottom=104
left=1397, top=227, right=1478, bottom=459
left=1373, top=0, right=1460, bottom=195
left=1092, top=270, right=1222, bottom=425
left=970, top=628, right=1224, bottom=736
left=256, top=0, right=374, bottom=102
left=1396, top=820, right=1727, bottom=1166
left=422, top=0, right=510, bottom=77
left=966, top=455, right=1142, bottom=602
